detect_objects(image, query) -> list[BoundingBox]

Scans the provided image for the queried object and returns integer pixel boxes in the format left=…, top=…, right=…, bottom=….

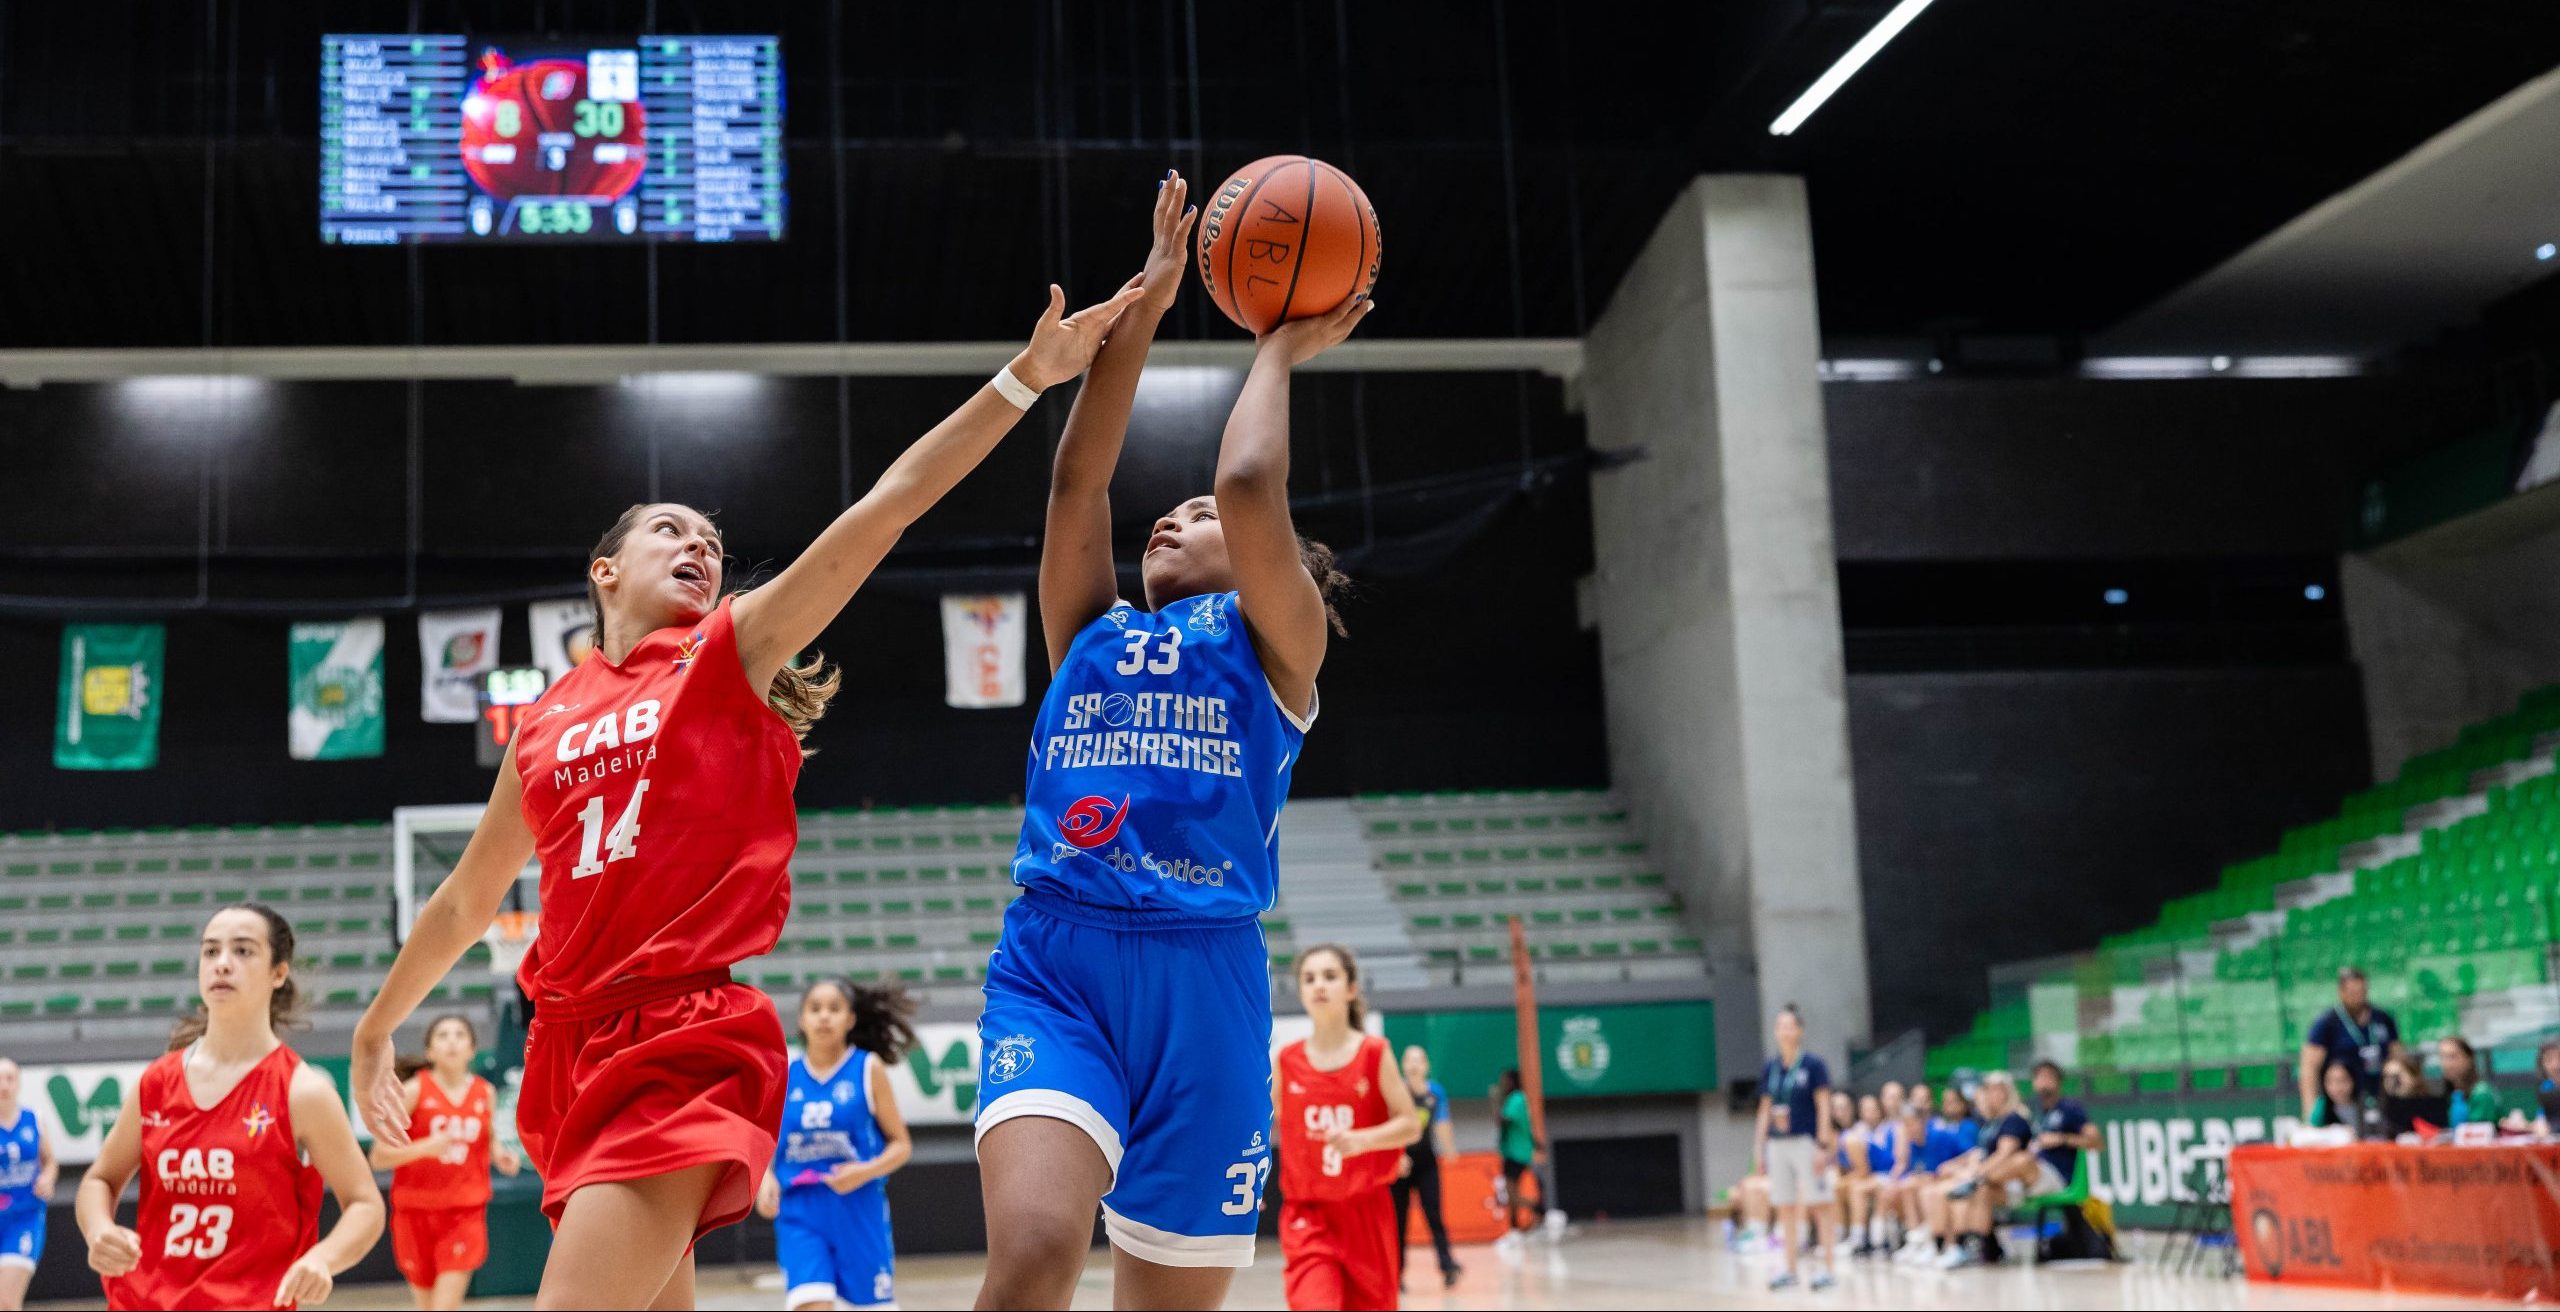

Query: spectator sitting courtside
left=2536, top=1040, right=2560, bottom=1135
left=2310, top=1059, right=2362, bottom=1130
left=2377, top=1054, right=2448, bottom=1138
left=2438, top=1036, right=2506, bottom=1127
left=2028, top=1060, right=2099, bottom=1192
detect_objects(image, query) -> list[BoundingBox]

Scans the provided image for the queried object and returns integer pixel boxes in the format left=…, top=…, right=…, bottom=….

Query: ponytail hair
left=1298, top=536, right=1353, bottom=638
left=167, top=903, right=306, bottom=1052
left=1297, top=942, right=1367, bottom=1032
left=587, top=503, right=843, bottom=757
left=394, top=1013, right=481, bottom=1082
left=803, top=977, right=921, bottom=1064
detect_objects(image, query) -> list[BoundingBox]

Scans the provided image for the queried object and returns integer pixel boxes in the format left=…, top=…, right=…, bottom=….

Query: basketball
left=1196, top=155, right=1382, bottom=335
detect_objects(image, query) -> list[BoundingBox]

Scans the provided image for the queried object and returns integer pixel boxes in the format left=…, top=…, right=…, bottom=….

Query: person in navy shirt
left=2300, top=967, right=2401, bottom=1119
left=2028, top=1061, right=2098, bottom=1186
left=1753, top=1005, right=1836, bottom=1292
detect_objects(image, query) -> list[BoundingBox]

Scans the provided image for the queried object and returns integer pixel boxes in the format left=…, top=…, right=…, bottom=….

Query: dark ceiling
left=3, top=0, right=2557, bottom=350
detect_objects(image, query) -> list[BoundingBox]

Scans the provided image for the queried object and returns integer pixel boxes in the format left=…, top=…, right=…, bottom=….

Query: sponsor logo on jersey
left=987, top=1035, right=1036, bottom=1085
left=672, top=629, right=706, bottom=671
left=242, top=1104, right=275, bottom=1138
left=1240, top=1130, right=1269, bottom=1161
left=1187, top=594, right=1230, bottom=637
left=1059, top=794, right=1132, bottom=850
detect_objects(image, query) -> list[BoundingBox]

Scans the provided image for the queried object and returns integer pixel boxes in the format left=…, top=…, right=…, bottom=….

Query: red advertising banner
left=2230, top=1143, right=2560, bottom=1302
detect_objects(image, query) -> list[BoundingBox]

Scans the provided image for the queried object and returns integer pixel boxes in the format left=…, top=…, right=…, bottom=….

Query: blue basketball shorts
left=774, top=1186, right=894, bottom=1309
left=973, top=894, right=1276, bottom=1268
left=0, top=1204, right=42, bottom=1271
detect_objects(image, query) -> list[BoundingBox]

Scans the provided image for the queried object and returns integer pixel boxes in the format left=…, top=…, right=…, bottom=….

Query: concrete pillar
left=1581, top=175, right=1870, bottom=1082
left=2343, top=511, right=2560, bottom=778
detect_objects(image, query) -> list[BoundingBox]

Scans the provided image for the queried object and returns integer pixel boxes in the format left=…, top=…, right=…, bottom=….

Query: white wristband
left=990, top=365, right=1041, bottom=411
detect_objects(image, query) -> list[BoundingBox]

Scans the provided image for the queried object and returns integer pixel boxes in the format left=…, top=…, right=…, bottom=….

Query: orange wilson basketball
left=1196, top=155, right=1381, bottom=334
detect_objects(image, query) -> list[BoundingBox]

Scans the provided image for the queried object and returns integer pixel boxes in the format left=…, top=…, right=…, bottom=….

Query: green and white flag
left=55, top=624, right=164, bottom=770
left=289, top=618, right=386, bottom=761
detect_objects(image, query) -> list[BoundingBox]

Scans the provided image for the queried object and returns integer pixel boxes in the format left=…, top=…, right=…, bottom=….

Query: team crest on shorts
left=988, top=1034, right=1036, bottom=1084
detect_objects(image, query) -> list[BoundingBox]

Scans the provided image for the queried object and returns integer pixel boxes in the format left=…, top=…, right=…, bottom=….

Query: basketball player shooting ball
left=972, top=170, right=1373, bottom=1309
left=349, top=276, right=1145, bottom=1310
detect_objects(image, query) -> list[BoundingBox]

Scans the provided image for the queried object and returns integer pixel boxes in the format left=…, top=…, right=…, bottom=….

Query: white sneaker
left=1937, top=1242, right=1978, bottom=1270
left=1543, top=1208, right=1568, bottom=1237
left=1494, top=1231, right=1525, bottom=1261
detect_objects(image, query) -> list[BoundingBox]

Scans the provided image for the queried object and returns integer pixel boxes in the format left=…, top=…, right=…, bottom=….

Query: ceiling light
left=1768, top=0, right=1940, bottom=136
left=2102, top=588, right=2129, bottom=606
left=2209, top=355, right=2232, bottom=372
left=2540, top=243, right=2557, bottom=261
left=2304, top=584, right=2327, bottom=601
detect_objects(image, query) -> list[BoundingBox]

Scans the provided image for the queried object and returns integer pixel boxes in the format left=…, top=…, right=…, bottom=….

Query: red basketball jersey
left=107, top=1044, right=324, bottom=1312
left=392, top=1073, right=495, bottom=1211
left=509, top=597, right=803, bottom=1010
left=1277, top=1034, right=1399, bottom=1202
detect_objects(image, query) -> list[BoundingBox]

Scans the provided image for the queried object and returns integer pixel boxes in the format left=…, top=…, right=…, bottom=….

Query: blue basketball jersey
left=1013, top=592, right=1313, bottom=922
left=0, top=1108, right=39, bottom=1212
left=774, top=1052, right=886, bottom=1192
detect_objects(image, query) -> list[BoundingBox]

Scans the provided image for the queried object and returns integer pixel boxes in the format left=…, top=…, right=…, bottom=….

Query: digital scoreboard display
left=320, top=34, right=784, bottom=244
left=475, top=665, right=549, bottom=768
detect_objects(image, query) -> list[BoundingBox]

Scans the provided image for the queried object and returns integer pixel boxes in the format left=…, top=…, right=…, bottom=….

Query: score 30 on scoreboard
left=321, top=34, right=784, bottom=244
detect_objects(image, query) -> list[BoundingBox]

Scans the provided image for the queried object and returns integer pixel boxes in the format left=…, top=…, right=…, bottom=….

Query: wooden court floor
left=31, top=1216, right=2517, bottom=1309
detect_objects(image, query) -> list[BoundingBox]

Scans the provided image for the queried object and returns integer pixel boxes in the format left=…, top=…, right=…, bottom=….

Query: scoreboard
left=321, top=34, right=784, bottom=244
left=476, top=665, right=549, bottom=768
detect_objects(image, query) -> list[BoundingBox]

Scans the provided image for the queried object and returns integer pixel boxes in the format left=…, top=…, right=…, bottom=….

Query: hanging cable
left=832, top=0, right=853, bottom=506
left=1490, top=0, right=1536, bottom=477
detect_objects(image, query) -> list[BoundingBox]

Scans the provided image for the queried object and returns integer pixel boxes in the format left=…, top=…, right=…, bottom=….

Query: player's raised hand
left=350, top=1032, right=409, bottom=1148
left=273, top=1252, right=334, bottom=1307
left=87, top=1223, right=142, bottom=1278
left=1257, top=293, right=1374, bottom=367
left=1015, top=282, right=1151, bottom=391
left=1136, top=170, right=1197, bottom=313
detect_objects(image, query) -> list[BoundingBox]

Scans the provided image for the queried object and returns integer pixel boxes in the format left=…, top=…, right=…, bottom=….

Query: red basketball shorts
left=515, top=972, right=787, bottom=1242
left=390, top=1204, right=487, bottom=1286
left=1280, top=1190, right=1399, bottom=1311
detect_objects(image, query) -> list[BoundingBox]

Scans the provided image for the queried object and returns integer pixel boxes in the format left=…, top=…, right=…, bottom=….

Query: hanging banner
left=289, top=618, right=386, bottom=761
left=418, top=607, right=502, bottom=723
left=2232, top=1142, right=2560, bottom=1301
left=527, top=598, right=596, bottom=684
left=941, top=592, right=1027, bottom=709
left=55, top=624, right=165, bottom=771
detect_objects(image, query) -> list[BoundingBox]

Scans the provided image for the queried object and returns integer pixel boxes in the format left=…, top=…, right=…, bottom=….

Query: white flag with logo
left=528, top=598, right=596, bottom=684
left=417, top=607, right=501, bottom=723
left=941, top=593, right=1026, bottom=709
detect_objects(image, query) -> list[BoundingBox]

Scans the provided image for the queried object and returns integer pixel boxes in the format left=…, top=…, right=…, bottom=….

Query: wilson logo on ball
left=1059, top=794, right=1133, bottom=850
